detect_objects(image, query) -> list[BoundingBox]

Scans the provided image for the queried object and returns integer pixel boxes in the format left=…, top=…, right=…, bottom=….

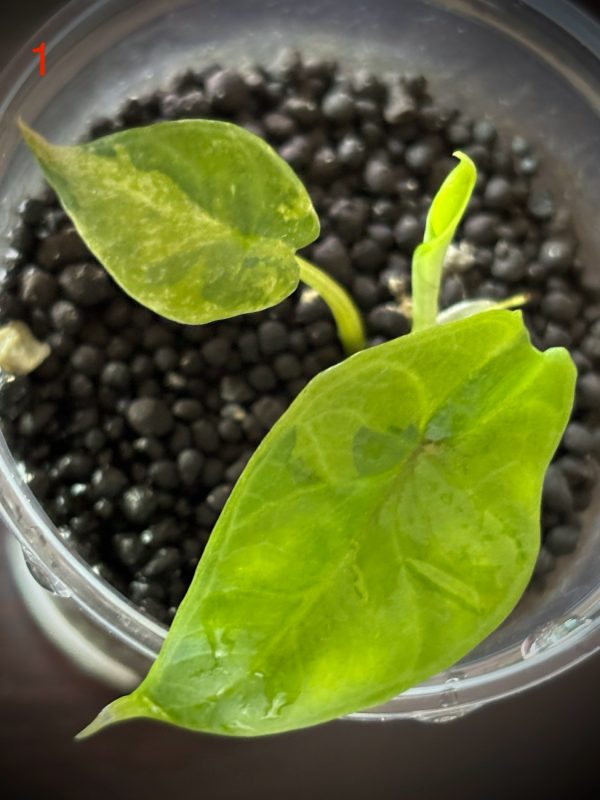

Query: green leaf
left=411, top=151, right=477, bottom=332
left=20, top=120, right=320, bottom=324
left=79, top=310, right=575, bottom=738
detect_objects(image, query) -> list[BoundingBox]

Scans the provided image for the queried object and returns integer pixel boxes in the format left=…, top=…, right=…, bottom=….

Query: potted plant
left=1, top=0, right=599, bottom=735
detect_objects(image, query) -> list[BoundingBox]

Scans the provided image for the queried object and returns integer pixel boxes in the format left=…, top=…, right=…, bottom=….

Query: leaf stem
left=297, top=257, right=366, bottom=355
left=436, top=293, right=532, bottom=325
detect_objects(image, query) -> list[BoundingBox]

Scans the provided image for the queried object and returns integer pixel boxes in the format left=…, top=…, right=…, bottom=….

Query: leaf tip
left=17, top=117, right=35, bottom=141
left=17, top=118, right=52, bottom=161
left=75, top=694, right=144, bottom=741
left=451, top=150, right=478, bottom=198
left=452, top=149, right=476, bottom=170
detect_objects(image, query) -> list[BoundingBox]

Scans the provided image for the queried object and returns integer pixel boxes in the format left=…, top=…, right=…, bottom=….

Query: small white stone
left=444, top=241, right=477, bottom=273
left=0, top=320, right=50, bottom=375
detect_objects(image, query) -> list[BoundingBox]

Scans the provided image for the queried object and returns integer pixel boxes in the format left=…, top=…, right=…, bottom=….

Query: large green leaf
left=80, top=310, right=575, bottom=737
left=20, top=120, right=319, bottom=324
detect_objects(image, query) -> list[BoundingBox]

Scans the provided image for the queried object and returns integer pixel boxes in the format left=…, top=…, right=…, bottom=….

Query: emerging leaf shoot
left=411, top=151, right=477, bottom=332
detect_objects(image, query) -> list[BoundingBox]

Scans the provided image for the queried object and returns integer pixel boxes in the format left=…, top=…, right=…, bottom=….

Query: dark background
left=1, top=2, right=599, bottom=799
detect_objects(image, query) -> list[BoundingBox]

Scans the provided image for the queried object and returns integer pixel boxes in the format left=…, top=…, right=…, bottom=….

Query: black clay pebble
left=127, top=398, right=173, bottom=437
left=1, top=51, right=598, bottom=623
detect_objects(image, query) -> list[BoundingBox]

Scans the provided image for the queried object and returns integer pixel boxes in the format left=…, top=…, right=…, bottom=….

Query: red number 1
left=33, top=42, right=46, bottom=76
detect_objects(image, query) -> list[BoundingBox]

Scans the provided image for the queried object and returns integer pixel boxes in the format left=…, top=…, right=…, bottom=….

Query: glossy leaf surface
left=20, top=120, right=319, bottom=324
left=81, top=310, right=575, bottom=738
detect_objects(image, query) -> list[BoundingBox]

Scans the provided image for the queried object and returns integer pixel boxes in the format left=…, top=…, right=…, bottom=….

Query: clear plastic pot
left=1, top=0, right=599, bottom=723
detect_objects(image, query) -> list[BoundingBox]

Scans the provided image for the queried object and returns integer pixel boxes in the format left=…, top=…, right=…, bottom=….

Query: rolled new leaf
left=20, top=120, right=320, bottom=324
left=79, top=310, right=575, bottom=738
left=411, top=151, right=477, bottom=332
